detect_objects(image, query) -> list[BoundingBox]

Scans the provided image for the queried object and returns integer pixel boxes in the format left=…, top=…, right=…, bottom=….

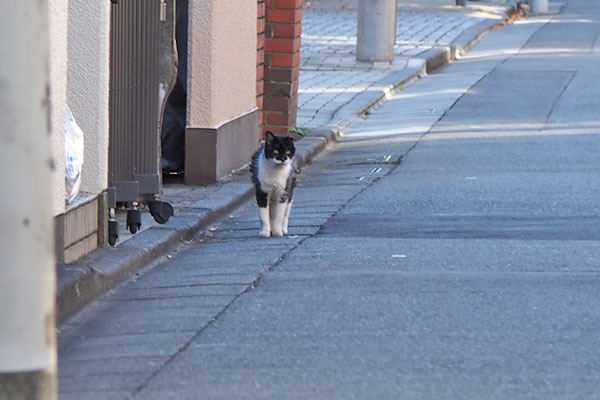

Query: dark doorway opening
left=161, top=0, right=189, bottom=178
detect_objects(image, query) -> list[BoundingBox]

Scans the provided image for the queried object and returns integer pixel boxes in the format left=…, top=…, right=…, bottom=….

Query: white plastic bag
left=65, top=106, right=84, bottom=204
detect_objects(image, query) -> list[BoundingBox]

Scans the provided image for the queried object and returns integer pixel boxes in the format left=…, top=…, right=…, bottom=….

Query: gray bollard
left=356, top=0, right=397, bottom=62
left=530, top=0, right=548, bottom=13
left=456, top=0, right=468, bottom=6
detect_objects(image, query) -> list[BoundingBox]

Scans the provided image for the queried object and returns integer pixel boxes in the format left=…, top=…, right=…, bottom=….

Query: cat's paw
left=271, top=229, right=283, bottom=237
left=259, top=230, right=271, bottom=238
left=282, top=228, right=288, bottom=235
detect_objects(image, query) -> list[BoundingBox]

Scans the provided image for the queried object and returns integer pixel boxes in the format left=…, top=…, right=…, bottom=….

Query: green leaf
left=289, top=127, right=309, bottom=137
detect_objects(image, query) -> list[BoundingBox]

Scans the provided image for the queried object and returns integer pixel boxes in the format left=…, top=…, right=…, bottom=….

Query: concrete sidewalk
left=59, top=0, right=600, bottom=395
left=56, top=0, right=516, bottom=325
left=298, top=0, right=510, bottom=127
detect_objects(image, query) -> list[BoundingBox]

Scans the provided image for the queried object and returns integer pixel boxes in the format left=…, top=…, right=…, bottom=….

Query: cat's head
left=264, top=131, right=295, bottom=165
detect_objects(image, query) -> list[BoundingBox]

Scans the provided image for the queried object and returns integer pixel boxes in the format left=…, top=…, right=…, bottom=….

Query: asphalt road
left=59, top=1, right=600, bottom=398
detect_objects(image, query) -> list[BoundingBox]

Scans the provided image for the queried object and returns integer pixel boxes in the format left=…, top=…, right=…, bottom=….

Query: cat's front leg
left=256, top=189, right=271, bottom=238
left=259, top=207, right=271, bottom=238
left=282, top=200, right=293, bottom=235
left=270, top=201, right=287, bottom=237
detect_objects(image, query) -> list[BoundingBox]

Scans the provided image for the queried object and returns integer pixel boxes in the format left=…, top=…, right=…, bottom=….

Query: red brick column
left=263, top=0, right=303, bottom=136
left=257, top=0, right=266, bottom=132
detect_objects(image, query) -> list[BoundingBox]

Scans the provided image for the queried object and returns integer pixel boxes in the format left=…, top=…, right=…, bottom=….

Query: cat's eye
left=285, top=151, right=291, bottom=155
left=273, top=150, right=280, bottom=154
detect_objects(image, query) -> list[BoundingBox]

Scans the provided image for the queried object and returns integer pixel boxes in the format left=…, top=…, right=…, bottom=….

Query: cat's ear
left=265, top=131, right=276, bottom=143
left=284, top=136, right=294, bottom=144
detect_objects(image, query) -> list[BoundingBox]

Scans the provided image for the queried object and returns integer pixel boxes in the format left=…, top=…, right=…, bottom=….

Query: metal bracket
left=134, top=174, right=160, bottom=195
left=107, top=187, right=117, bottom=209
left=112, top=181, right=139, bottom=203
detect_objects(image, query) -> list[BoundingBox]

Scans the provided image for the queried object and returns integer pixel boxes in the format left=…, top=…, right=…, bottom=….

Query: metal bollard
left=529, top=0, right=548, bottom=13
left=356, top=0, right=397, bottom=62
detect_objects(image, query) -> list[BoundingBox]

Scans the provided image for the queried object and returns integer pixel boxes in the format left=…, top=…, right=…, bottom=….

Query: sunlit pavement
left=297, top=1, right=508, bottom=127
left=58, top=1, right=600, bottom=398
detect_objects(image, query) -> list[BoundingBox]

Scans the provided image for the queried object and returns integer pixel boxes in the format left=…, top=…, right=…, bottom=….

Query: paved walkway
left=108, top=1, right=509, bottom=248
left=56, top=2, right=600, bottom=395
left=298, top=0, right=509, bottom=127
left=56, top=0, right=513, bottom=326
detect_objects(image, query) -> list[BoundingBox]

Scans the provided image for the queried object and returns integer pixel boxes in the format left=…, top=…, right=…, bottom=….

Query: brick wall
left=260, top=0, right=303, bottom=137
left=257, top=0, right=266, bottom=132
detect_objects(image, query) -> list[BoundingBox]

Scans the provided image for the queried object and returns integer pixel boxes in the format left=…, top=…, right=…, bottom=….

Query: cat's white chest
left=257, top=156, right=290, bottom=193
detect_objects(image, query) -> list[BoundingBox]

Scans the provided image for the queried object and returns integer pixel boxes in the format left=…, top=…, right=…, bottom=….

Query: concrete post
left=356, top=0, right=397, bottom=62
left=530, top=0, right=548, bottom=14
left=0, top=2, right=57, bottom=400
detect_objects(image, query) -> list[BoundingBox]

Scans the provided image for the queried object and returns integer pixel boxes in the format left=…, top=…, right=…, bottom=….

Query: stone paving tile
left=174, top=240, right=294, bottom=259
left=126, top=273, right=261, bottom=290
left=108, top=284, right=246, bottom=301
left=59, top=372, right=149, bottom=393
left=58, top=356, right=169, bottom=377
left=61, top=310, right=218, bottom=338
left=58, top=390, right=132, bottom=400
left=59, top=331, right=193, bottom=360
left=97, top=297, right=229, bottom=313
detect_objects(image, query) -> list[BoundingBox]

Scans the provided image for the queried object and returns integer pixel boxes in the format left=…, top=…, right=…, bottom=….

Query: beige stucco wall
left=188, top=0, right=257, bottom=128
left=49, top=0, right=69, bottom=216
left=67, top=0, right=110, bottom=195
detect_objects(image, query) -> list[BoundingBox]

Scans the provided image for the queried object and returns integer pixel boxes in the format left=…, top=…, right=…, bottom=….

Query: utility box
left=107, top=0, right=174, bottom=244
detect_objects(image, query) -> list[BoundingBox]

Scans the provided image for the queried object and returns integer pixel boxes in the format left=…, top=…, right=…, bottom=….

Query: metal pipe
left=356, top=0, right=398, bottom=62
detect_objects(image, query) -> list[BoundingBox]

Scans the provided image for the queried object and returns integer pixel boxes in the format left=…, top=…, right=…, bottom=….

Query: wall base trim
left=185, top=108, right=259, bottom=185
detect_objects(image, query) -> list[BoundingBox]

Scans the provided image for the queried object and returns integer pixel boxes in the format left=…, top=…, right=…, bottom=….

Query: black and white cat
left=250, top=131, right=297, bottom=238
